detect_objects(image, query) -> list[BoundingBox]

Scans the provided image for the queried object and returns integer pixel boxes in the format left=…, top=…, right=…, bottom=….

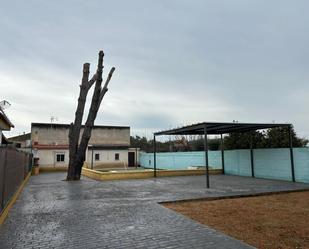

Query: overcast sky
left=1, top=0, right=308, bottom=138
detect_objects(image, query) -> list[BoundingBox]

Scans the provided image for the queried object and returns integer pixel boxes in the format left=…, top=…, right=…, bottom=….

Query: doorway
left=128, top=152, right=135, bottom=167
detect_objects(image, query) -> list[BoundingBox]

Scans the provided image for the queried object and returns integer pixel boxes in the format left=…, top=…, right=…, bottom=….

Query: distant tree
left=208, top=138, right=221, bottom=150
left=130, top=136, right=150, bottom=151
left=171, top=136, right=191, bottom=152
left=223, top=126, right=308, bottom=149
left=188, top=137, right=220, bottom=151
left=189, top=138, right=204, bottom=151
left=67, top=51, right=115, bottom=181
left=223, top=131, right=265, bottom=150
left=263, top=126, right=308, bottom=148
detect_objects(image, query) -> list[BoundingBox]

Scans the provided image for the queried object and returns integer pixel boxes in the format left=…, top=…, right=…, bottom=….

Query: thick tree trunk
left=67, top=63, right=95, bottom=180
left=66, top=50, right=115, bottom=180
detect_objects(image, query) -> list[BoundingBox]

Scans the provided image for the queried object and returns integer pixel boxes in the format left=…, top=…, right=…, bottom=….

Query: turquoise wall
left=224, top=150, right=252, bottom=177
left=139, top=151, right=222, bottom=170
left=139, top=148, right=309, bottom=183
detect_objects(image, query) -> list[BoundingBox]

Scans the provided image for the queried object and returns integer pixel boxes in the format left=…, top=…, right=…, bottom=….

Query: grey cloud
left=1, top=0, right=308, bottom=138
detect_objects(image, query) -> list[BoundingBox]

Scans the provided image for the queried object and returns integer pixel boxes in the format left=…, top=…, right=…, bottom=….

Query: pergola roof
left=154, top=122, right=291, bottom=136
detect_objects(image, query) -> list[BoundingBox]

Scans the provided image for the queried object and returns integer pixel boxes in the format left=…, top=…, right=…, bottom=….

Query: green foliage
left=223, top=131, right=266, bottom=149
left=130, top=135, right=172, bottom=152
left=188, top=138, right=220, bottom=151
left=264, top=127, right=308, bottom=148
left=130, top=135, right=152, bottom=152
left=223, top=127, right=308, bottom=149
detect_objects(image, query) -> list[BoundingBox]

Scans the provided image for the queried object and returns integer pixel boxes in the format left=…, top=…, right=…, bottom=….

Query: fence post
left=220, top=134, right=225, bottom=174
left=204, top=124, right=210, bottom=188
left=250, top=132, right=255, bottom=178
left=153, top=135, right=157, bottom=177
left=1, top=149, right=8, bottom=211
left=288, top=126, right=295, bottom=182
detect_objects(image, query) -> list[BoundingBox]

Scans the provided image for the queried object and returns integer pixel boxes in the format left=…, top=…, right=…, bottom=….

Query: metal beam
left=289, top=126, right=295, bottom=182
left=204, top=124, right=210, bottom=188
left=220, top=134, right=225, bottom=174
left=153, top=135, right=157, bottom=178
left=250, top=132, right=255, bottom=178
left=155, top=122, right=291, bottom=136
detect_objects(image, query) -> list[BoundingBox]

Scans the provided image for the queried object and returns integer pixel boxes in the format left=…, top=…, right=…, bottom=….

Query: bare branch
left=99, top=67, right=115, bottom=103
left=103, top=67, right=115, bottom=89
left=87, top=74, right=97, bottom=89
left=80, top=63, right=90, bottom=86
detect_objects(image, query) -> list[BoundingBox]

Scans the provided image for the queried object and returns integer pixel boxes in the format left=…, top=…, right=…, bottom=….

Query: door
left=128, top=152, right=135, bottom=167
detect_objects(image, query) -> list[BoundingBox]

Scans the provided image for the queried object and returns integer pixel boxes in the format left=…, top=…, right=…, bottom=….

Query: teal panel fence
left=139, top=151, right=222, bottom=170
left=139, top=148, right=309, bottom=183
left=224, top=150, right=252, bottom=177
left=254, top=148, right=292, bottom=181
left=294, top=148, right=309, bottom=183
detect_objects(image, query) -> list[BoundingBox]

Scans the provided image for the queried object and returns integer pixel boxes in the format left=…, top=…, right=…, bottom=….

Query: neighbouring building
left=7, top=133, right=31, bottom=152
left=0, top=108, right=14, bottom=145
left=31, top=123, right=139, bottom=169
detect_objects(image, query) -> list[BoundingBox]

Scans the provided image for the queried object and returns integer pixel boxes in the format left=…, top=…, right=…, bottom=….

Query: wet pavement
left=0, top=173, right=308, bottom=249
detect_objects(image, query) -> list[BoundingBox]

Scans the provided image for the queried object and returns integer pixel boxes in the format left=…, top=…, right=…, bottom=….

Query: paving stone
left=0, top=173, right=308, bottom=248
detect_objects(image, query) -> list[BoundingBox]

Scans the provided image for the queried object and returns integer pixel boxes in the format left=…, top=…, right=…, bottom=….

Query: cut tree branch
left=99, top=67, right=115, bottom=104
left=86, top=73, right=97, bottom=89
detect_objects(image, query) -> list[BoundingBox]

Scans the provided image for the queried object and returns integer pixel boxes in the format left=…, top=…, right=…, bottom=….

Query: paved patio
left=0, top=173, right=308, bottom=249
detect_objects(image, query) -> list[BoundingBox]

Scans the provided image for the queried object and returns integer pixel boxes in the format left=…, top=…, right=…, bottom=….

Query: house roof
left=31, top=123, right=130, bottom=130
left=0, top=109, right=14, bottom=130
left=154, top=122, right=292, bottom=136
left=8, top=132, right=31, bottom=142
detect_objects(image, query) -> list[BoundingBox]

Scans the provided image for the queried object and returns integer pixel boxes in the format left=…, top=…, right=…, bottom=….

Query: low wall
left=140, top=148, right=309, bottom=183
left=82, top=167, right=222, bottom=181
left=39, top=166, right=68, bottom=172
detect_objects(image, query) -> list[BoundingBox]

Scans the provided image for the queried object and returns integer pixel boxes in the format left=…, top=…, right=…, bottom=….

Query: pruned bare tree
left=66, top=51, right=115, bottom=180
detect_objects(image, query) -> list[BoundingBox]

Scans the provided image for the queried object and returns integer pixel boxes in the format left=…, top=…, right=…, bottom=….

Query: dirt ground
left=163, top=191, right=309, bottom=249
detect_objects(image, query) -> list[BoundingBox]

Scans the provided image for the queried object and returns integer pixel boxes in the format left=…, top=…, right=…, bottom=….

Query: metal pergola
left=153, top=122, right=295, bottom=188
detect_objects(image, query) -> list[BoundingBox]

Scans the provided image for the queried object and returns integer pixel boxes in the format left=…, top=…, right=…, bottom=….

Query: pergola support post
left=250, top=132, right=255, bottom=178
left=153, top=134, right=157, bottom=178
left=220, top=134, right=225, bottom=174
left=204, top=125, right=210, bottom=188
left=288, top=126, right=295, bottom=182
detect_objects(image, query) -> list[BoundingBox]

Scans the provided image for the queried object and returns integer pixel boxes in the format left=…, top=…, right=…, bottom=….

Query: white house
left=31, top=123, right=139, bottom=169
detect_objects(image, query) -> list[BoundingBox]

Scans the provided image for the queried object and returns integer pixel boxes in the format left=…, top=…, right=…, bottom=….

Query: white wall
left=86, top=149, right=129, bottom=168
left=36, top=148, right=129, bottom=168
left=37, top=149, right=69, bottom=167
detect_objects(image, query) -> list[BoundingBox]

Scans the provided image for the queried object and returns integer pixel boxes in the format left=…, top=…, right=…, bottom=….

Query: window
left=95, top=153, right=100, bottom=161
left=115, top=153, right=120, bottom=161
left=56, top=153, right=65, bottom=162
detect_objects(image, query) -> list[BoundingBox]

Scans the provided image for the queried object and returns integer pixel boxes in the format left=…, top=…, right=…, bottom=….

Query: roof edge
left=31, top=122, right=130, bottom=129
